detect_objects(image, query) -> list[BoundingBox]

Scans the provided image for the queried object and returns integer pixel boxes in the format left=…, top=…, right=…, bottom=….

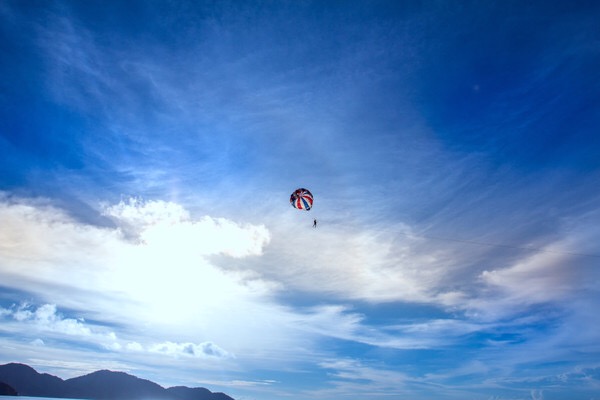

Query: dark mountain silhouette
left=0, top=363, right=66, bottom=397
left=0, top=363, right=234, bottom=400
left=167, top=387, right=235, bottom=400
left=65, top=370, right=169, bottom=400
left=167, top=386, right=213, bottom=400
left=0, top=381, right=18, bottom=396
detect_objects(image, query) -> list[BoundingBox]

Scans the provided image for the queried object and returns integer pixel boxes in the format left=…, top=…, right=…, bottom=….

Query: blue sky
left=1, top=1, right=599, bottom=399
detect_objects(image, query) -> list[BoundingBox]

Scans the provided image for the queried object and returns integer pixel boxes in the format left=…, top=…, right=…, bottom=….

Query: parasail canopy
left=290, top=188, right=313, bottom=211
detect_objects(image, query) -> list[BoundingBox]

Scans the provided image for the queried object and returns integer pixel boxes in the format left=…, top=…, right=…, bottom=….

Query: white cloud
left=2, top=193, right=599, bottom=394
left=0, top=303, right=115, bottom=343
left=102, top=198, right=190, bottom=238
left=126, top=342, right=143, bottom=351
left=149, top=341, right=233, bottom=359
left=480, top=251, right=573, bottom=303
left=530, top=389, right=544, bottom=400
left=308, top=358, right=413, bottom=398
left=289, top=306, right=469, bottom=350
left=0, top=197, right=273, bottom=325
left=0, top=196, right=356, bottom=367
left=102, top=198, right=271, bottom=257
left=458, top=239, right=600, bottom=321
left=249, top=220, right=458, bottom=305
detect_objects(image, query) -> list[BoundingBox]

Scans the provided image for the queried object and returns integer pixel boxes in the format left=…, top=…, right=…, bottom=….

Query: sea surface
left=1, top=397, right=88, bottom=400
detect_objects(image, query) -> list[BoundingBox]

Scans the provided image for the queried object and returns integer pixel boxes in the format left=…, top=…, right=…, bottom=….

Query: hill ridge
left=0, top=362, right=234, bottom=400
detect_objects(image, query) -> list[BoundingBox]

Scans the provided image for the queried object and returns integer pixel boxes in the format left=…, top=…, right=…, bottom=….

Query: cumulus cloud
left=1, top=303, right=232, bottom=361
left=126, top=342, right=143, bottom=352
left=102, top=198, right=271, bottom=257
left=0, top=303, right=117, bottom=347
left=102, top=198, right=191, bottom=237
left=149, top=341, right=233, bottom=359
left=0, top=195, right=125, bottom=289
left=0, top=196, right=382, bottom=367
left=2, top=192, right=599, bottom=397
left=0, top=196, right=273, bottom=321
left=7, top=303, right=92, bottom=335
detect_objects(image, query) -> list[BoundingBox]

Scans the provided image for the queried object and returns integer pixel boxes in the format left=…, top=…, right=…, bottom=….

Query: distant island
left=0, top=363, right=234, bottom=400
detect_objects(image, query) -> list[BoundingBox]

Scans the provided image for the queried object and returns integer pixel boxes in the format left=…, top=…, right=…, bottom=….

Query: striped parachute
left=290, top=188, right=313, bottom=211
